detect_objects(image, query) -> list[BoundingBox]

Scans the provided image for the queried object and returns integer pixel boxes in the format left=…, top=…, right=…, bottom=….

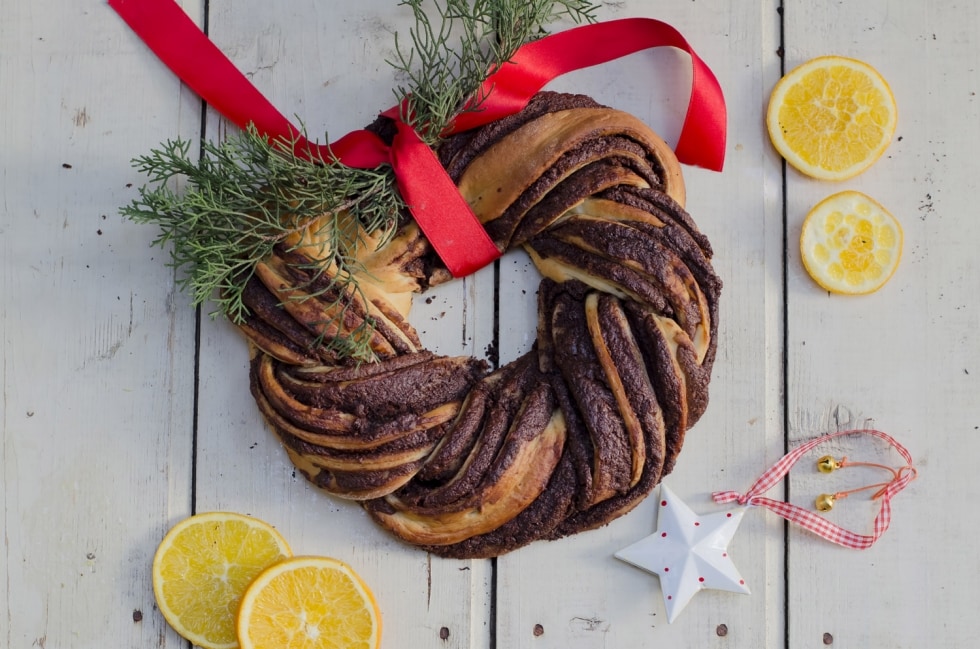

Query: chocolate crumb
left=133, top=609, right=143, bottom=622
left=716, top=623, right=728, bottom=637
left=823, top=632, right=834, bottom=645
left=62, top=163, right=72, bottom=169
left=484, top=341, right=499, bottom=368
left=533, top=624, right=544, bottom=637
left=439, top=627, right=450, bottom=640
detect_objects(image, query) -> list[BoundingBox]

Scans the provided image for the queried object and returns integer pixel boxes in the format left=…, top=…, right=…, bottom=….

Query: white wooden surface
left=1, top=1, right=976, bottom=648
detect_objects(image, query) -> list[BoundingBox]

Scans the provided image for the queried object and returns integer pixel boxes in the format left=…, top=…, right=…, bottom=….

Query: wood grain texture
left=3, top=0, right=977, bottom=647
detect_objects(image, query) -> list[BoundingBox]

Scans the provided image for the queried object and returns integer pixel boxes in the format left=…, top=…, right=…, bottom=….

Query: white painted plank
left=493, top=2, right=785, bottom=647
left=783, top=1, right=980, bottom=647
left=194, top=3, right=494, bottom=648
left=0, top=1, right=202, bottom=647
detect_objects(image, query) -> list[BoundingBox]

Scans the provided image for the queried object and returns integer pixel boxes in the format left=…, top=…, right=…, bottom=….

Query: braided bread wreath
left=240, top=91, right=722, bottom=559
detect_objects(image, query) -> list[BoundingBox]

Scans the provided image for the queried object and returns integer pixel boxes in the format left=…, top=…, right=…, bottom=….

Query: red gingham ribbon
left=712, top=429, right=916, bottom=549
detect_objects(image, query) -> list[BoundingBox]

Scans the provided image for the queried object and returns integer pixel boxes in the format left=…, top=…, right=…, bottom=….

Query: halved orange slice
left=237, top=555, right=382, bottom=649
left=767, top=56, right=897, bottom=180
left=152, top=512, right=292, bottom=649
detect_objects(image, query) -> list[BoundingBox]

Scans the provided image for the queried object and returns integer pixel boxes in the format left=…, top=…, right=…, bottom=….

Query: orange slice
left=767, top=56, right=897, bottom=180
left=800, top=190, right=902, bottom=295
left=237, top=556, right=382, bottom=649
left=152, top=512, right=292, bottom=649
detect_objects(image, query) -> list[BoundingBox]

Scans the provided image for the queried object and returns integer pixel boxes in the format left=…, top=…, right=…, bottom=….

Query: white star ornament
left=615, top=484, right=750, bottom=623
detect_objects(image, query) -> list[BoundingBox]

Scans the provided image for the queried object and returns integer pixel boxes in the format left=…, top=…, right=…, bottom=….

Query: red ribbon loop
left=109, top=0, right=727, bottom=277
left=712, top=429, right=917, bottom=549
left=452, top=17, right=727, bottom=172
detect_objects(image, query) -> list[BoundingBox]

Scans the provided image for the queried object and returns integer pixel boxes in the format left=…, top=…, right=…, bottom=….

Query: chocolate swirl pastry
left=242, top=92, right=722, bottom=558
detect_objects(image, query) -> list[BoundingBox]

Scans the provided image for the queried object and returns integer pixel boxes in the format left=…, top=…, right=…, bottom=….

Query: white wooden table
left=3, top=1, right=977, bottom=647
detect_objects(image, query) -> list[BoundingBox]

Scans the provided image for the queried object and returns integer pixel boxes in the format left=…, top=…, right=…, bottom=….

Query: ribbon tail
left=109, top=0, right=331, bottom=161
left=389, top=124, right=501, bottom=277
left=711, top=490, right=745, bottom=505
left=749, top=497, right=881, bottom=550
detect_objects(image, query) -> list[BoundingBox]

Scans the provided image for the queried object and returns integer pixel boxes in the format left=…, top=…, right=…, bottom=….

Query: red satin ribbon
left=109, top=0, right=727, bottom=277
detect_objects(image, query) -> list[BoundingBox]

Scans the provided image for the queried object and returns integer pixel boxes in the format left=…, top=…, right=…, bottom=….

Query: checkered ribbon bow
left=712, top=429, right=916, bottom=549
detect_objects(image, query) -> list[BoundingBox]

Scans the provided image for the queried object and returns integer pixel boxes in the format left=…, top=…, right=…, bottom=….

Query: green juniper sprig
left=122, top=126, right=403, bottom=328
left=389, top=0, right=598, bottom=145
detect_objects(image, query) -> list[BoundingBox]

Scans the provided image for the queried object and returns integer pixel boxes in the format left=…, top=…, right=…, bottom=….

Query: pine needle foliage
left=122, top=128, right=402, bottom=328
left=390, top=0, right=598, bottom=144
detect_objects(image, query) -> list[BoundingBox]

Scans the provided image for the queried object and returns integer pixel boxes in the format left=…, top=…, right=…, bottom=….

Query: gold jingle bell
left=817, top=455, right=841, bottom=473
left=815, top=493, right=837, bottom=512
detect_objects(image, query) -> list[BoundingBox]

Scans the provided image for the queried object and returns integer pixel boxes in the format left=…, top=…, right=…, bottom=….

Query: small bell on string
left=815, top=493, right=837, bottom=512
left=817, top=455, right=841, bottom=473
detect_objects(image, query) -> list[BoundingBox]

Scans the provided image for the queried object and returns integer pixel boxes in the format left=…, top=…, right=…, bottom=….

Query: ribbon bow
left=109, top=0, right=727, bottom=277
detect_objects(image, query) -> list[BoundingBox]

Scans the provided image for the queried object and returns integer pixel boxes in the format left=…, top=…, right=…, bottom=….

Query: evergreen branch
left=122, top=126, right=404, bottom=361
left=389, top=0, right=598, bottom=145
